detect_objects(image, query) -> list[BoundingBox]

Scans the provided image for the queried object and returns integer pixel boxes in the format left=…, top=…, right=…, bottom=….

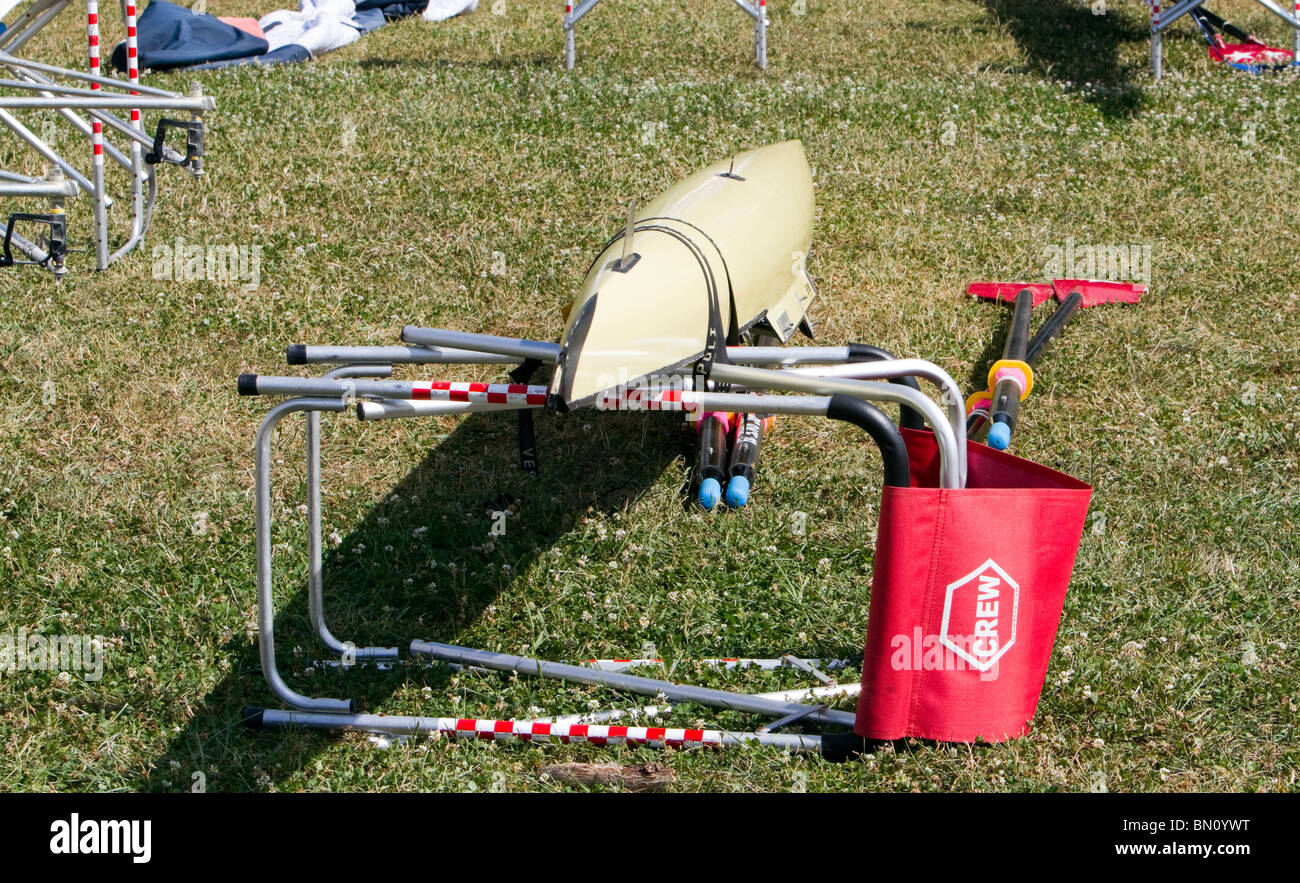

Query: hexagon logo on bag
left=939, top=559, right=1020, bottom=672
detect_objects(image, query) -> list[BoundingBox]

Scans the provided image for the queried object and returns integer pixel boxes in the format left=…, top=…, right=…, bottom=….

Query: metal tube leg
left=256, top=399, right=354, bottom=712
left=305, top=404, right=399, bottom=662
left=756, top=0, right=767, bottom=70
left=565, top=0, right=575, bottom=70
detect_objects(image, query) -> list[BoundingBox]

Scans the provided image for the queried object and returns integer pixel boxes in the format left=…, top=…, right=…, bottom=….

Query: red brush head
left=1051, top=279, right=1145, bottom=307
left=966, top=283, right=1056, bottom=307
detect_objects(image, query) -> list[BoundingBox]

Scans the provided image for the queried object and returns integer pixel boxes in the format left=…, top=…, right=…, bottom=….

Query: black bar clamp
left=1, top=212, right=68, bottom=270
left=146, top=118, right=205, bottom=172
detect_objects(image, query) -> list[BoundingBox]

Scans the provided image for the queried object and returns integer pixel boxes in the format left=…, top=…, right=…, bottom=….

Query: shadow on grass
left=358, top=53, right=558, bottom=71
left=976, top=0, right=1150, bottom=119
left=140, top=403, right=693, bottom=792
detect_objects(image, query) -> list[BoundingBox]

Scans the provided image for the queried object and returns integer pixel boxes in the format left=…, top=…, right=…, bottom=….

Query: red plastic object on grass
left=854, top=428, right=1092, bottom=743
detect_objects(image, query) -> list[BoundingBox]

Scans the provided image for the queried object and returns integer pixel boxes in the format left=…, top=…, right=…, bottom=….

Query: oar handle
left=986, top=289, right=1035, bottom=449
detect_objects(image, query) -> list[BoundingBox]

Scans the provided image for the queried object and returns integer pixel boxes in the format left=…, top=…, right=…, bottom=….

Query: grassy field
left=0, top=0, right=1297, bottom=792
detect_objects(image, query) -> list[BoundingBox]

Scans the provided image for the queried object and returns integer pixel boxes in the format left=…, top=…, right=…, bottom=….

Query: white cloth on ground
left=422, top=0, right=477, bottom=23
left=259, top=0, right=363, bottom=55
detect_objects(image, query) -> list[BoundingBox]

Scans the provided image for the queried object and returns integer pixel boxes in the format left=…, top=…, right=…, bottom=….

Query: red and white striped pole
left=409, top=380, right=548, bottom=405
left=253, top=709, right=825, bottom=753
left=85, top=0, right=109, bottom=268
left=1294, top=0, right=1299, bottom=61
left=564, top=1, right=575, bottom=70
left=124, top=0, right=145, bottom=242
left=1151, top=1, right=1162, bottom=81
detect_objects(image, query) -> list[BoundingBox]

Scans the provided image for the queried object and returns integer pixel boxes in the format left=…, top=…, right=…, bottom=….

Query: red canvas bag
left=854, top=428, right=1092, bottom=742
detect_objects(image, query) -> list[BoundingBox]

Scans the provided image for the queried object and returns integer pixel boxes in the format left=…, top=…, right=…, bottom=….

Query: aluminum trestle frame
left=563, top=0, right=768, bottom=71
left=239, top=325, right=968, bottom=758
left=0, top=0, right=216, bottom=274
left=1146, top=0, right=1300, bottom=78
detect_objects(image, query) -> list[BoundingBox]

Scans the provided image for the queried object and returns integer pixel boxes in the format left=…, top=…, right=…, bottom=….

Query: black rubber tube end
left=242, top=707, right=265, bottom=729
left=285, top=344, right=307, bottom=365
left=842, top=344, right=925, bottom=431
left=846, top=342, right=880, bottom=362
left=236, top=373, right=259, bottom=396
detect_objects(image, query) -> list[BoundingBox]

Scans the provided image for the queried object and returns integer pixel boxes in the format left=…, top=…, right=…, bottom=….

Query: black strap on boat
left=510, top=358, right=542, bottom=476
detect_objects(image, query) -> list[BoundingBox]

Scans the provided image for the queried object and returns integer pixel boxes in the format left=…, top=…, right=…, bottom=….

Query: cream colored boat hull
left=550, top=140, right=817, bottom=409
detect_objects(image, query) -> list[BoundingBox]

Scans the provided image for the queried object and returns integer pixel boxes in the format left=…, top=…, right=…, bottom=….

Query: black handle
left=825, top=394, right=910, bottom=489
left=847, top=343, right=925, bottom=431
left=987, top=290, right=1035, bottom=447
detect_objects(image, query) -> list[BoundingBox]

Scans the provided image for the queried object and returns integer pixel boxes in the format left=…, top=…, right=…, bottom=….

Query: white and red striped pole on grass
left=1150, top=1, right=1162, bottom=81
left=85, top=0, right=109, bottom=268
left=123, top=0, right=145, bottom=245
left=252, top=709, right=825, bottom=753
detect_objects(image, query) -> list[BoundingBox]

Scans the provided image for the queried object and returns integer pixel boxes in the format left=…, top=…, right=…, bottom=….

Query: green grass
left=1, top=0, right=1297, bottom=792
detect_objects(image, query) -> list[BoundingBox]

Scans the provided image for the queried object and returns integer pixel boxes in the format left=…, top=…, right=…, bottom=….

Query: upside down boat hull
left=550, top=140, right=817, bottom=409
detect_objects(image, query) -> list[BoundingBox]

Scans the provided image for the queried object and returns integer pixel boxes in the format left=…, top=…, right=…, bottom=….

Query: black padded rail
left=846, top=343, right=925, bottom=431
left=825, top=394, right=910, bottom=489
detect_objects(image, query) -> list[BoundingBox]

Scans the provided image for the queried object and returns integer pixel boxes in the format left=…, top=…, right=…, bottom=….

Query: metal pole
left=782, top=358, right=967, bottom=484
left=307, top=368, right=401, bottom=662
left=0, top=94, right=214, bottom=109
left=109, top=0, right=145, bottom=264
left=289, top=344, right=521, bottom=366
left=709, top=362, right=962, bottom=488
left=238, top=374, right=550, bottom=403
left=0, top=50, right=203, bottom=98
left=725, top=345, right=853, bottom=365
left=255, top=398, right=355, bottom=712
left=545, top=682, right=860, bottom=725
left=410, top=640, right=858, bottom=728
left=1152, top=1, right=1163, bottom=80
left=0, top=179, right=79, bottom=197
left=0, top=109, right=96, bottom=196
left=84, top=0, right=109, bottom=269
left=564, top=0, right=575, bottom=70
left=401, top=325, right=561, bottom=363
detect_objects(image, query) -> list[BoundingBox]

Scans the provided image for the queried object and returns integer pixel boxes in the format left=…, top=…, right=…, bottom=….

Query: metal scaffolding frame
left=0, top=0, right=215, bottom=274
